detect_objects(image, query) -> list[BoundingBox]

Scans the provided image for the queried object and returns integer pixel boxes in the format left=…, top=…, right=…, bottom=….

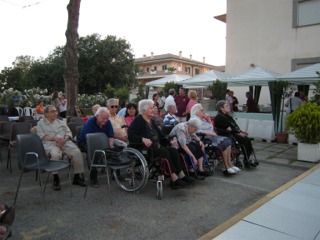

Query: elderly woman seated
left=128, top=99, right=194, bottom=190
left=214, top=100, right=259, bottom=167
left=190, top=104, right=240, bottom=174
left=169, top=118, right=211, bottom=177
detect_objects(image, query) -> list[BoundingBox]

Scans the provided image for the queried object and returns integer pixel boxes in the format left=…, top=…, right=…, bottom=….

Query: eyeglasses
left=110, top=106, right=118, bottom=108
left=49, top=110, right=58, bottom=113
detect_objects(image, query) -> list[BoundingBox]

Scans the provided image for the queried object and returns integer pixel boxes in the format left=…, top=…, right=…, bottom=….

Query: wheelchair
left=112, top=147, right=150, bottom=192
left=85, top=132, right=150, bottom=196
left=128, top=142, right=177, bottom=200
left=229, top=134, right=258, bottom=169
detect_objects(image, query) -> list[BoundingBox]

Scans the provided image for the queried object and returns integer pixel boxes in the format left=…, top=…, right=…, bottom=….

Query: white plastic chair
left=15, top=107, right=23, bottom=116
left=23, top=107, right=33, bottom=116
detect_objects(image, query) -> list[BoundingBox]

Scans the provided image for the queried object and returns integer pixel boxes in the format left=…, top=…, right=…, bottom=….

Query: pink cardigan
left=186, top=99, right=198, bottom=114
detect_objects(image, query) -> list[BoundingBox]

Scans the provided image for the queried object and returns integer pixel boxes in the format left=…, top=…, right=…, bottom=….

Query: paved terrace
left=0, top=140, right=318, bottom=240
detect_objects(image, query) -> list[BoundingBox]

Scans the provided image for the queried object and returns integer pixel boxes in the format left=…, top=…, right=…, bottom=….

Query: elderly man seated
left=106, top=98, right=128, bottom=147
left=163, top=104, right=179, bottom=126
left=36, top=105, right=86, bottom=191
left=77, top=107, right=115, bottom=187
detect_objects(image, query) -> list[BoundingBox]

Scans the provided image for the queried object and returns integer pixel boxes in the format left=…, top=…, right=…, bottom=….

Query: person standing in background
left=164, top=88, right=176, bottom=112
left=117, top=100, right=129, bottom=118
left=230, top=91, right=239, bottom=112
left=225, top=89, right=233, bottom=113
left=185, top=90, right=198, bottom=120
left=59, top=94, right=67, bottom=118
left=175, top=87, right=189, bottom=122
left=245, top=92, right=259, bottom=113
left=285, top=91, right=302, bottom=114
left=51, top=91, right=61, bottom=115
left=152, top=93, right=162, bottom=115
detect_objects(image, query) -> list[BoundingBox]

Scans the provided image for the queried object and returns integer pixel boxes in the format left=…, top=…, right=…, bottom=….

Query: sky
left=0, top=0, right=227, bottom=71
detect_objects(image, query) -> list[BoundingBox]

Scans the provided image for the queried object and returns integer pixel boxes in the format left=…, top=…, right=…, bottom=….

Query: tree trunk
left=64, top=0, right=81, bottom=116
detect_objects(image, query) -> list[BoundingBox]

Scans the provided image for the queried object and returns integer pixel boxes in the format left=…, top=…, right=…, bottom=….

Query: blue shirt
left=77, top=116, right=114, bottom=149
left=117, top=108, right=127, bottom=118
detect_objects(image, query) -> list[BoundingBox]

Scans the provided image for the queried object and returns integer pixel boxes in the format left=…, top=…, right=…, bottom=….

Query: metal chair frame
left=14, top=134, right=71, bottom=205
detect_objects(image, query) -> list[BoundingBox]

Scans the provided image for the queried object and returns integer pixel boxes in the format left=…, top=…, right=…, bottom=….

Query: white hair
left=190, top=103, right=203, bottom=116
left=138, top=99, right=153, bottom=114
left=187, top=118, right=202, bottom=129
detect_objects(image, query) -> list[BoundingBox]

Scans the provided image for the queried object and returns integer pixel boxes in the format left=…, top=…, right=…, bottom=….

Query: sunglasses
left=110, top=105, right=118, bottom=108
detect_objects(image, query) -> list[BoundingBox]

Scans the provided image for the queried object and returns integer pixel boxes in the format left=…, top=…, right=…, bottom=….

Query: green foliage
left=271, top=80, right=292, bottom=132
left=0, top=34, right=137, bottom=95
left=287, top=102, right=320, bottom=144
left=163, top=82, right=178, bottom=97
left=310, top=80, right=320, bottom=104
left=115, top=87, right=129, bottom=104
left=77, top=93, right=105, bottom=108
left=208, top=80, right=227, bottom=101
left=0, top=88, right=25, bottom=107
left=272, top=80, right=291, bottom=98
left=136, top=83, right=145, bottom=102
left=167, top=67, right=177, bottom=72
left=77, top=34, right=137, bottom=94
left=104, top=83, right=115, bottom=98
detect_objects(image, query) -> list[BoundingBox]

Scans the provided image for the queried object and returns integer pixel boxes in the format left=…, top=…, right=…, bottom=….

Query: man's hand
left=55, top=137, right=68, bottom=148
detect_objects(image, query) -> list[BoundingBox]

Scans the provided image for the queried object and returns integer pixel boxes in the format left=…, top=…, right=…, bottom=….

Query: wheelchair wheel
left=113, top=147, right=149, bottom=192
left=156, top=180, right=163, bottom=200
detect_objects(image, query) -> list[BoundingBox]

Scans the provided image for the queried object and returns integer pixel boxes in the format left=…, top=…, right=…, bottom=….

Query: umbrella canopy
left=225, top=67, right=280, bottom=86
left=180, top=70, right=230, bottom=87
left=277, top=63, right=320, bottom=84
left=145, top=74, right=191, bottom=87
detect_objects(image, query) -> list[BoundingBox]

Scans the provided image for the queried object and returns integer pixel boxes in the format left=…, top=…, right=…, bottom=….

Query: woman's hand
left=238, top=132, right=247, bottom=137
left=191, top=155, right=198, bottom=166
left=142, top=137, right=152, bottom=148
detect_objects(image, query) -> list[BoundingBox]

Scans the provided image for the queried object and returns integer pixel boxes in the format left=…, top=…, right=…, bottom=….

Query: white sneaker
left=227, top=168, right=237, bottom=174
left=232, top=166, right=241, bottom=172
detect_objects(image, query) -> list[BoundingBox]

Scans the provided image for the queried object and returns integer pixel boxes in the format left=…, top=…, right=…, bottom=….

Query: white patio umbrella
left=180, top=70, right=230, bottom=88
left=145, top=74, right=191, bottom=87
left=277, top=63, right=320, bottom=84
left=225, top=67, right=280, bottom=86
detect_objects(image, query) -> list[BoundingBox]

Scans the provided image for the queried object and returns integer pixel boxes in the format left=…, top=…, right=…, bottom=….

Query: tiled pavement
left=199, top=141, right=320, bottom=240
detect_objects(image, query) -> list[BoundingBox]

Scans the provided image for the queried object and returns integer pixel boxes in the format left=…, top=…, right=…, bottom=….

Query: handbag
left=104, top=146, right=133, bottom=165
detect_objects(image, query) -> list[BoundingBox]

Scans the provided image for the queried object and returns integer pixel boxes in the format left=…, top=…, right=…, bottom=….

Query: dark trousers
left=153, top=146, right=183, bottom=174
left=233, top=135, right=253, bottom=160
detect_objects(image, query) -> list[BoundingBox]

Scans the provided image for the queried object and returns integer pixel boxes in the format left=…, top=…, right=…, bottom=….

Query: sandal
left=0, top=206, right=15, bottom=226
left=0, top=206, right=15, bottom=240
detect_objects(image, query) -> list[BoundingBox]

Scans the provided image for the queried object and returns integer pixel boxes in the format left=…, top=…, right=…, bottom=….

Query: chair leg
left=13, top=172, right=24, bottom=206
left=84, top=167, right=92, bottom=198
left=7, top=148, right=12, bottom=173
left=42, top=172, right=49, bottom=193
left=105, top=167, right=112, bottom=205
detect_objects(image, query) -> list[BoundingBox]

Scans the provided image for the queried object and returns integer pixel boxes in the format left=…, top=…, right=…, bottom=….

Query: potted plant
left=167, top=67, right=177, bottom=73
left=287, top=102, right=320, bottom=162
left=270, top=80, right=292, bottom=143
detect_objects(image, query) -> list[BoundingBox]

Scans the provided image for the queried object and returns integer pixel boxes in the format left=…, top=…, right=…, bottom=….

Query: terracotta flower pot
left=275, top=132, right=288, bottom=144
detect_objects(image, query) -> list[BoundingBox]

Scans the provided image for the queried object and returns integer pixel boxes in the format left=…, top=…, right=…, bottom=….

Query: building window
left=185, top=67, right=191, bottom=74
left=162, top=65, right=167, bottom=71
left=153, top=66, right=157, bottom=71
left=146, top=67, right=149, bottom=72
left=195, top=68, right=200, bottom=75
left=293, top=0, right=320, bottom=27
left=291, top=57, right=320, bottom=70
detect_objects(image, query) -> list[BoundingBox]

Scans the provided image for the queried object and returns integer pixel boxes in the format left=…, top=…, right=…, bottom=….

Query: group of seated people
left=33, top=96, right=258, bottom=192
